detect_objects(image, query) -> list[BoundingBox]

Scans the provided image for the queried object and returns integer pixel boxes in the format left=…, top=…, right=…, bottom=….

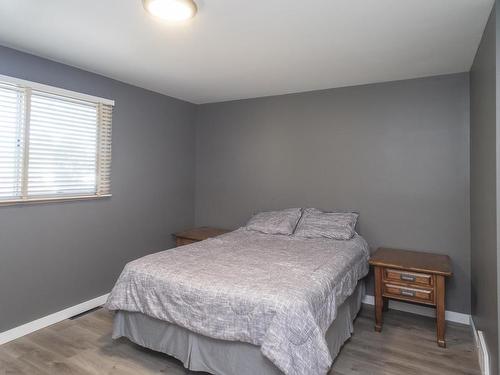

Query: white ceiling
left=0, top=0, right=494, bottom=104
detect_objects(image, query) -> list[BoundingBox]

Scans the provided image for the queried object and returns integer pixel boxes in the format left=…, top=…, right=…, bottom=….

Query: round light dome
left=143, top=0, right=197, bottom=22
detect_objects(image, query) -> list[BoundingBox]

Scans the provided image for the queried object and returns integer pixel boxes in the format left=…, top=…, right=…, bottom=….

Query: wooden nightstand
left=369, top=247, right=452, bottom=347
left=173, top=227, right=230, bottom=247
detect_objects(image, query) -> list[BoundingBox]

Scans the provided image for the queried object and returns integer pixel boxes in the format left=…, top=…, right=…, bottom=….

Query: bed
left=106, top=226, right=369, bottom=375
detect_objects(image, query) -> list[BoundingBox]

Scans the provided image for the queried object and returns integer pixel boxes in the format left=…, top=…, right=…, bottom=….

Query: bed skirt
left=112, top=280, right=365, bottom=375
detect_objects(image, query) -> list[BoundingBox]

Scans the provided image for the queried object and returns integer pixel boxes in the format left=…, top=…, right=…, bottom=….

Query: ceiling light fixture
left=143, top=0, right=197, bottom=22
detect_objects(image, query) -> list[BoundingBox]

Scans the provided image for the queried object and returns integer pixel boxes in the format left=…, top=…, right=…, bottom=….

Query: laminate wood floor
left=0, top=306, right=480, bottom=375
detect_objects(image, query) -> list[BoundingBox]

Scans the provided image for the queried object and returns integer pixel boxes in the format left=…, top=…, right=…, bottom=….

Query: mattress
left=112, top=281, right=365, bottom=375
left=106, top=228, right=370, bottom=375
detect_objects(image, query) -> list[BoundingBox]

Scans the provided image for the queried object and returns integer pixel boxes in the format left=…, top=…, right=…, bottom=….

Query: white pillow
left=246, top=208, right=302, bottom=235
left=294, top=208, right=358, bottom=240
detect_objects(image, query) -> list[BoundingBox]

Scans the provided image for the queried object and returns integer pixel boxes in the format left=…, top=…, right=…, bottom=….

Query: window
left=0, top=75, right=113, bottom=205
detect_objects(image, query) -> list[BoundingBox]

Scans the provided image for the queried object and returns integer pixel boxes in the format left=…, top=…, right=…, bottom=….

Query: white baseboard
left=362, top=295, right=470, bottom=325
left=0, top=293, right=471, bottom=347
left=470, top=317, right=491, bottom=375
left=0, top=293, right=109, bottom=345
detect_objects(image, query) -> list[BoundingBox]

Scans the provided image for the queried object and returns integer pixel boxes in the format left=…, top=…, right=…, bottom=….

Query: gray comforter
left=105, top=229, right=369, bottom=375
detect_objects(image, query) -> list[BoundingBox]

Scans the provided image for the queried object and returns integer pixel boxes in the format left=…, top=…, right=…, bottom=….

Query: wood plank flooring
left=0, top=306, right=480, bottom=375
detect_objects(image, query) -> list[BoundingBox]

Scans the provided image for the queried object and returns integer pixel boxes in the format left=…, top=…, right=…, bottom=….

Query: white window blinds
left=0, top=76, right=113, bottom=205
left=0, top=84, right=24, bottom=200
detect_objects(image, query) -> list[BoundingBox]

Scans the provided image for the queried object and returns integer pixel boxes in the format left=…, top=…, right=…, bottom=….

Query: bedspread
left=106, top=228, right=369, bottom=375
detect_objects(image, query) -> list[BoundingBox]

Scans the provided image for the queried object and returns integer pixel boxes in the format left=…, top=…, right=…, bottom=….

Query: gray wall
left=0, top=46, right=196, bottom=332
left=195, top=73, right=471, bottom=314
left=471, top=4, right=499, bottom=374
left=497, top=3, right=500, bottom=369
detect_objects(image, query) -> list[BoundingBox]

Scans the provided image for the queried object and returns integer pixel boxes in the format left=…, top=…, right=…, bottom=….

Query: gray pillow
left=246, top=208, right=302, bottom=235
left=294, top=208, right=358, bottom=240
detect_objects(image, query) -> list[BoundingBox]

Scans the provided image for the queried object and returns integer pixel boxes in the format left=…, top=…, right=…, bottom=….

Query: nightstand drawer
left=383, top=283, right=435, bottom=304
left=384, top=268, right=433, bottom=287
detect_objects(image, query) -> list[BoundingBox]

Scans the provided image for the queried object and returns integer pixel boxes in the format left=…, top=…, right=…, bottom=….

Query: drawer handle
left=400, top=289, right=416, bottom=297
left=400, top=273, right=416, bottom=282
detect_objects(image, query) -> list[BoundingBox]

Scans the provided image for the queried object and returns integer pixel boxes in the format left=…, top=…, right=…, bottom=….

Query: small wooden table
left=369, top=247, right=452, bottom=347
left=173, top=226, right=230, bottom=247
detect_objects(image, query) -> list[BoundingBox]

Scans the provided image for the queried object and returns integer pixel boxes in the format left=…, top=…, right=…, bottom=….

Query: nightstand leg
left=374, top=266, right=384, bottom=332
left=382, top=297, right=389, bottom=312
left=436, top=275, right=446, bottom=347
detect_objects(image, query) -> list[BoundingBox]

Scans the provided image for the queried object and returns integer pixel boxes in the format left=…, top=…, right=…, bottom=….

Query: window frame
left=0, top=74, right=114, bottom=207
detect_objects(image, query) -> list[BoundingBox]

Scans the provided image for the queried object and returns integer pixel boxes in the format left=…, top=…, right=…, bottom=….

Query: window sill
left=0, top=194, right=112, bottom=207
